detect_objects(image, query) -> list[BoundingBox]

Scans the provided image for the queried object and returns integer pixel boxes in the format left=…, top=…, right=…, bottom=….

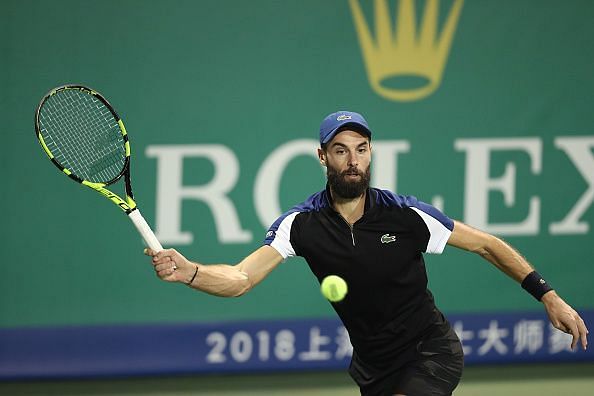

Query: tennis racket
left=34, top=84, right=163, bottom=251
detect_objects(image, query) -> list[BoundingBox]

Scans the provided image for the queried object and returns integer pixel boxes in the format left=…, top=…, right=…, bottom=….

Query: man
left=145, top=111, right=588, bottom=396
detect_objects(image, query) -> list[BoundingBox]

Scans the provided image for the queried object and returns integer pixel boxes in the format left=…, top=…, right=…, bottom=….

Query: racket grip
left=128, top=209, right=163, bottom=252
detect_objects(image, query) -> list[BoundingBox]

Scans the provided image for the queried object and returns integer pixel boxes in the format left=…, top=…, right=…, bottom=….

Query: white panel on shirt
left=270, top=211, right=299, bottom=259
left=410, top=207, right=452, bottom=254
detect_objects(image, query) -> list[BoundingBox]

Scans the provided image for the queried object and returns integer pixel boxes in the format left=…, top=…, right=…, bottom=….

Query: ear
left=317, top=148, right=326, bottom=166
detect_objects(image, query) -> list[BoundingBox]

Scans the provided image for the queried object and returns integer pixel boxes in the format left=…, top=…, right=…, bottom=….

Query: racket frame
left=35, top=84, right=162, bottom=251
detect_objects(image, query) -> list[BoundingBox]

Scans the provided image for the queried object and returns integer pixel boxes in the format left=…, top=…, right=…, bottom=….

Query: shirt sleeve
left=409, top=203, right=453, bottom=254
left=263, top=211, right=299, bottom=259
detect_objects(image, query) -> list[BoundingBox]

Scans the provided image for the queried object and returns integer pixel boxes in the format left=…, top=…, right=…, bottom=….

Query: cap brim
left=321, top=121, right=372, bottom=144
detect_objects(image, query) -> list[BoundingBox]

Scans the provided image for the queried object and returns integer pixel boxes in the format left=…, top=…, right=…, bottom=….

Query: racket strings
left=38, top=89, right=126, bottom=183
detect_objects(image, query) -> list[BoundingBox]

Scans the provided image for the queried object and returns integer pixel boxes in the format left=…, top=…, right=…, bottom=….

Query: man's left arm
left=447, top=220, right=589, bottom=350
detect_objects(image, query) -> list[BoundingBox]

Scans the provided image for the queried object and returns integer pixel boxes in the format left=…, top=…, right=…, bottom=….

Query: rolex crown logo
left=349, top=0, right=464, bottom=102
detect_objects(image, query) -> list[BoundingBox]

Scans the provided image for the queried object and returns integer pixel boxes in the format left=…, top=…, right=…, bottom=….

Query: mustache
left=342, top=167, right=363, bottom=176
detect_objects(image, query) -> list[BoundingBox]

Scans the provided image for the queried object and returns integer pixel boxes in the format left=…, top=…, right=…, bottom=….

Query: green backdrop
left=2, top=0, right=593, bottom=328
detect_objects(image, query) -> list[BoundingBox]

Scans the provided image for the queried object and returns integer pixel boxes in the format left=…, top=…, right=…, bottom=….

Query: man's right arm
left=145, top=245, right=284, bottom=297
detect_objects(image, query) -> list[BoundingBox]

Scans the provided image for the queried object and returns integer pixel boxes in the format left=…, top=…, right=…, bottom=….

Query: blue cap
left=319, top=110, right=372, bottom=145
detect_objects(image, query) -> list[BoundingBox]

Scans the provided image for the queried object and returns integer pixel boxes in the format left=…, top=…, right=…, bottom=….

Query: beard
left=327, top=163, right=371, bottom=199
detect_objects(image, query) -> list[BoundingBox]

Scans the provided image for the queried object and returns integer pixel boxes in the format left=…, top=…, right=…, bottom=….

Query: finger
left=155, top=263, right=177, bottom=277
left=144, top=248, right=156, bottom=256
left=565, top=319, right=579, bottom=350
left=154, top=262, right=177, bottom=272
left=158, top=267, right=176, bottom=276
left=577, top=315, right=589, bottom=334
left=153, top=249, right=176, bottom=262
left=577, top=316, right=589, bottom=350
left=152, top=252, right=175, bottom=265
left=152, top=257, right=168, bottom=265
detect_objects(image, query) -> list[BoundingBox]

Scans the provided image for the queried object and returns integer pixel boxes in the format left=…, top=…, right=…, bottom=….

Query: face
left=318, top=130, right=371, bottom=199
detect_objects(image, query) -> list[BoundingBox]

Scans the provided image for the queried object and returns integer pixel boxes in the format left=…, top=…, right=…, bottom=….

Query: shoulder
left=293, top=189, right=330, bottom=213
left=283, top=189, right=331, bottom=223
left=372, top=188, right=453, bottom=231
left=263, top=189, right=330, bottom=258
left=265, top=189, right=329, bottom=237
left=373, top=188, right=420, bottom=208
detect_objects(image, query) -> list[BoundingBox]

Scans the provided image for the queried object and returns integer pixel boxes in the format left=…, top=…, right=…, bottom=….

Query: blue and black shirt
left=264, top=185, right=454, bottom=366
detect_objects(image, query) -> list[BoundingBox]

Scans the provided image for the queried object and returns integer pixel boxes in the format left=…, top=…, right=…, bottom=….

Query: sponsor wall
left=1, top=0, right=593, bottom=378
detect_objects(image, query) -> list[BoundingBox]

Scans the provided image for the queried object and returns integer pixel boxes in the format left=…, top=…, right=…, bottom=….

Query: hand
left=542, top=291, right=589, bottom=350
left=144, top=248, right=198, bottom=284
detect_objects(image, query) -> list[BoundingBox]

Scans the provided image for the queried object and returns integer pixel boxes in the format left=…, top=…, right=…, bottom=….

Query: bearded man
left=146, top=110, right=588, bottom=396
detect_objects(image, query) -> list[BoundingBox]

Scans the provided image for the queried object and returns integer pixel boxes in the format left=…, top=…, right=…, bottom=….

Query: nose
left=347, top=152, right=358, bottom=167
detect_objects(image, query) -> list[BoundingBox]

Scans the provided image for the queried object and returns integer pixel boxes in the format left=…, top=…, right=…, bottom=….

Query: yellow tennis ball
left=320, top=275, right=348, bottom=302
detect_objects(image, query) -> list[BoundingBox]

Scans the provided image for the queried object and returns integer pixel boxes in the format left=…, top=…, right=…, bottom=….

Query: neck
left=331, top=189, right=366, bottom=225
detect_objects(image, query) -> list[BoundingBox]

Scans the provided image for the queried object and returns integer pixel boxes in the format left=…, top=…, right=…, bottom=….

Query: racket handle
left=128, top=209, right=163, bottom=252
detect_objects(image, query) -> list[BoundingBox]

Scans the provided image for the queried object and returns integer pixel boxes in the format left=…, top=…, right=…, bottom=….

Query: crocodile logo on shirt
left=381, top=234, right=396, bottom=244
